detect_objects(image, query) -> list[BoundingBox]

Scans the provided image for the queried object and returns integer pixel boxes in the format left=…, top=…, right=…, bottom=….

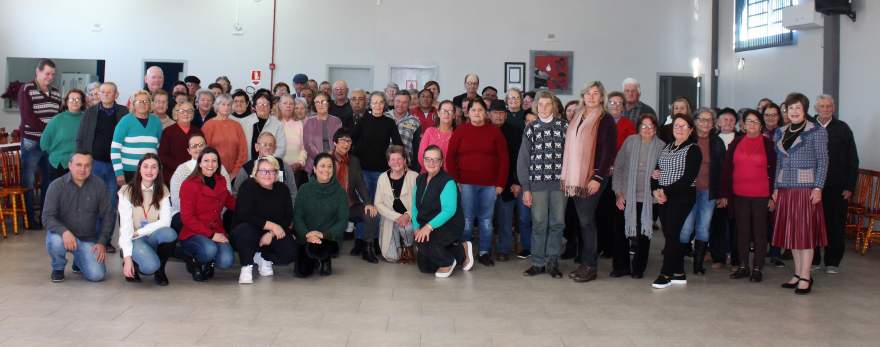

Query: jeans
left=362, top=170, right=382, bottom=202
left=459, top=184, right=497, bottom=255
left=529, top=189, right=566, bottom=266
left=574, top=181, right=607, bottom=267
left=91, top=160, right=118, bottom=244
left=131, top=227, right=178, bottom=275
left=45, top=231, right=106, bottom=282
left=180, top=235, right=234, bottom=269
left=21, top=138, right=50, bottom=224
left=680, top=190, right=713, bottom=243
left=494, top=195, right=532, bottom=254
left=350, top=203, right=380, bottom=241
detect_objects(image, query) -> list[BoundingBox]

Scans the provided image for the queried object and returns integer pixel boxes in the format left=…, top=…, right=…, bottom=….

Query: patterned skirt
left=771, top=188, right=828, bottom=250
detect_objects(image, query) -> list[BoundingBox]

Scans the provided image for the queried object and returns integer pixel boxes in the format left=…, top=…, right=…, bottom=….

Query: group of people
left=20, top=59, right=859, bottom=293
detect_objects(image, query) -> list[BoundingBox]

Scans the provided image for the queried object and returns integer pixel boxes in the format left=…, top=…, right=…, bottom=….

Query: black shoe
left=631, top=273, right=644, bottom=279
left=670, top=273, right=687, bottom=284
left=125, top=272, right=142, bottom=282
left=71, top=264, right=81, bottom=274
left=609, top=270, right=631, bottom=278
left=652, top=275, right=672, bottom=289
left=729, top=267, right=750, bottom=279
left=319, top=259, right=333, bottom=276
left=516, top=250, right=531, bottom=259
left=350, top=239, right=364, bottom=256
left=523, top=266, right=545, bottom=276
left=478, top=254, right=495, bottom=266
left=105, top=244, right=117, bottom=254
left=572, top=266, right=597, bottom=283
left=749, top=268, right=763, bottom=283
left=184, top=256, right=206, bottom=282
left=361, top=241, right=379, bottom=263
left=782, top=275, right=802, bottom=289
left=50, top=270, right=65, bottom=282
left=547, top=264, right=563, bottom=279
left=203, top=262, right=215, bottom=279
left=770, top=258, right=785, bottom=268
left=494, top=253, right=511, bottom=262
left=693, top=241, right=707, bottom=275
left=682, top=243, right=694, bottom=258
left=154, top=269, right=169, bottom=286
left=794, top=277, right=813, bottom=295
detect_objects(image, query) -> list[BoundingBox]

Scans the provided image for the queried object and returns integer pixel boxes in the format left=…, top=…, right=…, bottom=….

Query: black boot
left=319, top=258, right=333, bottom=276
left=693, top=240, right=707, bottom=275
left=125, top=262, right=142, bottom=282
left=184, top=256, right=205, bottom=282
left=350, top=239, right=364, bottom=256
left=154, top=242, right=175, bottom=286
left=362, top=240, right=379, bottom=263
left=682, top=242, right=694, bottom=258
left=203, top=262, right=215, bottom=279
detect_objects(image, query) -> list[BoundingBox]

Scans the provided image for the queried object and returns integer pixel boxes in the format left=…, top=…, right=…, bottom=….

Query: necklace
left=787, top=122, right=805, bottom=132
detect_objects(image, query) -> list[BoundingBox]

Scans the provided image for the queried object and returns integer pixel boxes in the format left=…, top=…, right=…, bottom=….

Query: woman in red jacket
left=179, top=147, right=236, bottom=281
left=446, top=96, right=509, bottom=267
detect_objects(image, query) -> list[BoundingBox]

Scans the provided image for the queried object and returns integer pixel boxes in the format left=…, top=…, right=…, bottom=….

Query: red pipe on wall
left=269, top=0, right=277, bottom=86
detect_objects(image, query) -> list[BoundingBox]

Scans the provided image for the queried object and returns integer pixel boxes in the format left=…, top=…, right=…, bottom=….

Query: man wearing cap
left=184, top=76, right=201, bottom=96
left=292, top=74, right=308, bottom=97
left=488, top=99, right=530, bottom=262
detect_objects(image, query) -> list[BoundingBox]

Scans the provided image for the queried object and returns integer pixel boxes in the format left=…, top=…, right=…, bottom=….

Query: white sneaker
left=825, top=266, right=840, bottom=274
left=461, top=241, right=474, bottom=271
left=435, top=259, right=457, bottom=278
left=239, top=265, right=254, bottom=284
left=254, top=252, right=274, bottom=277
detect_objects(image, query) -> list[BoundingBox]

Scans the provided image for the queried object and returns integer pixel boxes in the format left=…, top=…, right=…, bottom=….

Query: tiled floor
left=1, top=229, right=878, bottom=346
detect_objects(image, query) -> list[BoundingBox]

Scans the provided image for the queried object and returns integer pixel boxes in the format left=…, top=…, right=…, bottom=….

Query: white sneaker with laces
left=254, top=252, right=274, bottom=277
left=825, top=266, right=840, bottom=274
left=239, top=265, right=254, bottom=284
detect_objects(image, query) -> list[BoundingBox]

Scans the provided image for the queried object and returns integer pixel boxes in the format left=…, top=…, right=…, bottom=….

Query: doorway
left=657, top=74, right=701, bottom=125
left=143, top=61, right=185, bottom=92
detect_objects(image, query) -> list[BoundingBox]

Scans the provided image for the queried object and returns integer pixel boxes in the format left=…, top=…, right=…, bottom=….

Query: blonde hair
left=131, top=89, right=153, bottom=104
left=250, top=156, right=280, bottom=179
left=576, top=81, right=606, bottom=114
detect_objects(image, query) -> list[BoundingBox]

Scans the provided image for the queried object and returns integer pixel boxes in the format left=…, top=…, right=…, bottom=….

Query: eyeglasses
left=608, top=101, right=622, bottom=106
left=256, top=102, right=271, bottom=107
left=336, top=138, right=352, bottom=143
left=351, top=97, right=366, bottom=101
left=134, top=100, right=150, bottom=105
left=423, top=157, right=442, bottom=164
left=314, top=100, right=329, bottom=105
left=745, top=119, right=762, bottom=125
left=439, top=110, right=454, bottom=115
left=68, top=98, right=82, bottom=103
left=640, top=124, right=655, bottom=129
left=764, top=112, right=780, bottom=117
left=188, top=143, right=206, bottom=149
left=257, top=169, right=277, bottom=176
left=672, top=124, right=691, bottom=130
left=176, top=109, right=195, bottom=114
left=256, top=142, right=275, bottom=148
left=696, top=118, right=713, bottom=123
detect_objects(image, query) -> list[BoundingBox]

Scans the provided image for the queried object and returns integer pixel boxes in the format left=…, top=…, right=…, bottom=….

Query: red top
left=615, top=117, right=637, bottom=151
left=732, top=135, right=770, bottom=197
left=446, top=122, right=509, bottom=187
left=411, top=107, right=437, bottom=130
left=178, top=174, right=236, bottom=240
left=159, top=124, right=202, bottom=186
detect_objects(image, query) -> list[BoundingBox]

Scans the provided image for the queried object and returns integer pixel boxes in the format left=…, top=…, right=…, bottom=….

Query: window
left=735, top=0, right=797, bottom=51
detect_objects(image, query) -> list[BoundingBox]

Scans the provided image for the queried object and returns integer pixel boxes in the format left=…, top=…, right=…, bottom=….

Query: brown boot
left=400, top=246, right=415, bottom=264
left=572, top=266, right=598, bottom=283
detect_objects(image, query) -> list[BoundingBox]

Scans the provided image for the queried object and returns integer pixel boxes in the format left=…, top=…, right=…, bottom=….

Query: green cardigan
left=293, top=177, right=349, bottom=242
left=40, top=111, right=83, bottom=168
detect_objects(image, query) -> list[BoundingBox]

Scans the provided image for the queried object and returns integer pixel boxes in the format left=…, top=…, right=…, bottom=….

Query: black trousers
left=574, top=182, right=607, bottom=267
left=49, top=164, right=68, bottom=182
left=709, top=207, right=737, bottom=265
left=612, top=202, right=655, bottom=276
left=595, top=177, right=618, bottom=256
left=229, top=223, right=298, bottom=266
left=416, top=238, right=465, bottom=274
left=350, top=203, right=380, bottom=240
left=815, top=187, right=847, bottom=267
left=733, top=197, right=769, bottom=269
left=563, top=197, right=581, bottom=255
left=294, top=240, right=339, bottom=277
left=659, top=193, right=696, bottom=276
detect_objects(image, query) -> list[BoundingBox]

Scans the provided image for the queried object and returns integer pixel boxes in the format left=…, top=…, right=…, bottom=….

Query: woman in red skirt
left=771, top=93, right=829, bottom=295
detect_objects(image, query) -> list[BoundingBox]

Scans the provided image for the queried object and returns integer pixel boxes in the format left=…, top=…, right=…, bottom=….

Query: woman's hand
left=395, top=213, right=411, bottom=227
left=265, top=221, right=286, bottom=239
left=212, top=233, right=229, bottom=243
left=414, top=225, right=432, bottom=243
left=651, top=170, right=661, bottom=180
left=810, top=188, right=822, bottom=205
left=771, top=189, right=778, bottom=203
left=716, top=198, right=728, bottom=208
left=122, top=257, right=136, bottom=278
left=260, top=232, right=274, bottom=247
left=305, top=231, right=324, bottom=244
left=495, top=187, right=503, bottom=195
left=653, top=189, right=667, bottom=204
left=364, top=204, right=378, bottom=218
left=510, top=184, right=522, bottom=198
left=586, top=180, right=601, bottom=196
left=768, top=198, right=776, bottom=212
left=615, top=194, right=625, bottom=210
left=522, top=191, right=533, bottom=208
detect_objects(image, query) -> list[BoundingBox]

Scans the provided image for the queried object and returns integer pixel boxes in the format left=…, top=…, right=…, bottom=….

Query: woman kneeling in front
left=293, top=153, right=348, bottom=277
left=118, top=153, right=177, bottom=285
left=413, top=145, right=474, bottom=277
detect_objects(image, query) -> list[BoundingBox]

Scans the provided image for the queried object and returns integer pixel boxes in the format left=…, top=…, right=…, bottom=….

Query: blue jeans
left=91, top=160, right=118, bottom=244
left=130, top=227, right=177, bottom=274
left=494, top=195, right=532, bottom=253
left=45, top=231, right=106, bottom=282
left=529, top=189, right=566, bottom=266
left=180, top=235, right=234, bottom=269
left=680, top=190, right=713, bottom=243
left=21, top=138, right=50, bottom=224
left=460, top=184, right=497, bottom=255
left=362, top=170, right=382, bottom=202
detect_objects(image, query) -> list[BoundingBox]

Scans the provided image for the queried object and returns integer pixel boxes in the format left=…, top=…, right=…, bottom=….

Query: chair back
left=0, top=144, right=23, bottom=187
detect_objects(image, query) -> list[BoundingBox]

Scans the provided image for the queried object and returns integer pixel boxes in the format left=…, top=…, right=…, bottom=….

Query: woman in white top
left=169, top=133, right=231, bottom=216
left=375, top=145, right=419, bottom=263
left=118, top=153, right=176, bottom=286
left=277, top=95, right=309, bottom=186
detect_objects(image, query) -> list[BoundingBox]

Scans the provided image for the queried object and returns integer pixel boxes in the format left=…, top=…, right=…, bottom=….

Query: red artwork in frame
left=529, top=50, right=573, bottom=95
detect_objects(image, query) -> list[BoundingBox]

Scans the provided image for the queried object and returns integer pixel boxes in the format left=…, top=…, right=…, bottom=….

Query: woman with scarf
left=562, top=81, right=618, bottom=283
left=611, top=114, right=665, bottom=279
left=331, top=128, right=380, bottom=263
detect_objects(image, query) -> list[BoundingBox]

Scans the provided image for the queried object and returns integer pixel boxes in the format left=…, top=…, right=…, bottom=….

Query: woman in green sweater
left=40, top=89, right=85, bottom=180
left=293, top=152, right=349, bottom=277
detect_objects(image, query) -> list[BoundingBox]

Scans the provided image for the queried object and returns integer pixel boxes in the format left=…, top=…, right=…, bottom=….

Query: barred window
left=735, top=0, right=797, bottom=51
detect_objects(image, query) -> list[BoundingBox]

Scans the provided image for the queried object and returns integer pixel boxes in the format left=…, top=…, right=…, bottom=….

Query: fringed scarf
left=622, top=137, right=664, bottom=239
left=334, top=153, right=352, bottom=205
left=561, top=109, right=603, bottom=197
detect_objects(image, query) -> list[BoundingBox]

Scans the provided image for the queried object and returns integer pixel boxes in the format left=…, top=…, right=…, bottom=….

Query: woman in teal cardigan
left=293, top=152, right=349, bottom=277
left=40, top=89, right=85, bottom=180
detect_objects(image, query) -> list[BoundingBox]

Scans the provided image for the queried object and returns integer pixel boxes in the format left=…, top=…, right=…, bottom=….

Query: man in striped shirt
left=18, top=58, right=61, bottom=229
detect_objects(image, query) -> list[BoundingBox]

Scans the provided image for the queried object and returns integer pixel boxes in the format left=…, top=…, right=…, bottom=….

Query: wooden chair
left=0, top=144, right=30, bottom=236
left=849, top=169, right=880, bottom=254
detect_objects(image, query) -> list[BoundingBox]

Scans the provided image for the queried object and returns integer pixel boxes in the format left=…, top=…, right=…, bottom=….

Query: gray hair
left=506, top=88, right=523, bottom=98
left=622, top=77, right=640, bottom=91
left=370, top=90, right=388, bottom=103
left=213, top=93, right=232, bottom=109
left=694, top=107, right=716, bottom=119
left=816, top=94, right=835, bottom=104
left=196, top=90, right=214, bottom=104
left=464, top=73, right=480, bottom=84
left=100, top=81, right=119, bottom=92
left=86, top=81, right=101, bottom=94
left=385, top=83, right=399, bottom=91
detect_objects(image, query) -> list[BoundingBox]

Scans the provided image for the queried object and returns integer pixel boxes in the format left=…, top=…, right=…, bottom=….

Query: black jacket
left=822, top=118, right=859, bottom=192
left=75, top=103, right=128, bottom=153
left=700, top=131, right=726, bottom=200
left=498, top=122, right=522, bottom=201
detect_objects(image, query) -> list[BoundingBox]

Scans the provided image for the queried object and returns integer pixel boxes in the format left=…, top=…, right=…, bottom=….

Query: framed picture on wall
left=529, top=50, right=573, bottom=95
left=504, top=62, right=526, bottom=92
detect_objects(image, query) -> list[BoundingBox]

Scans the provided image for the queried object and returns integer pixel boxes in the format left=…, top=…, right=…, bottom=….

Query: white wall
left=1, top=0, right=712, bottom=131
left=840, top=0, right=880, bottom=169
